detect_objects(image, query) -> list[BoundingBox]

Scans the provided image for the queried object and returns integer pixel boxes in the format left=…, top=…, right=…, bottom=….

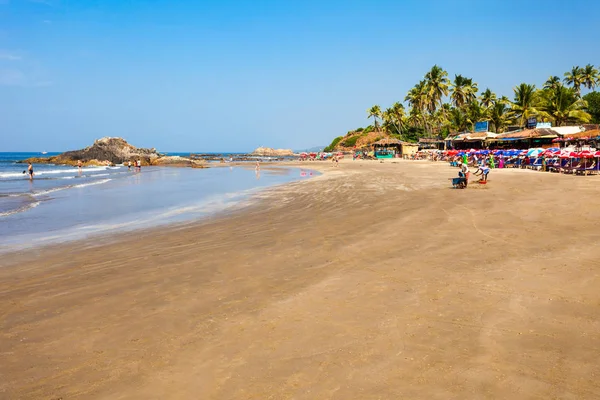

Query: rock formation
left=251, top=147, right=294, bottom=157
left=22, top=137, right=167, bottom=166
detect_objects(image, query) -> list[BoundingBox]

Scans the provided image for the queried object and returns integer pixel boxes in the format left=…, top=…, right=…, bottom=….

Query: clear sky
left=1, top=0, right=599, bottom=152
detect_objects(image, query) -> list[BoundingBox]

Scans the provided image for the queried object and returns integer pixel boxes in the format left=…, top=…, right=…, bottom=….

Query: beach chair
left=529, top=158, right=543, bottom=170
left=548, top=158, right=568, bottom=173
left=575, top=161, right=597, bottom=175
left=562, top=160, right=582, bottom=174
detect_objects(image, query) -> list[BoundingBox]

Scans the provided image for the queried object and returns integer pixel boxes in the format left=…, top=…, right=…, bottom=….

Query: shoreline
left=0, top=165, right=323, bottom=257
left=2, top=159, right=600, bottom=399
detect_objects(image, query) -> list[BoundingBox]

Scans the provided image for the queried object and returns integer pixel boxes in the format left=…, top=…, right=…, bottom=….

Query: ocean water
left=0, top=152, right=316, bottom=252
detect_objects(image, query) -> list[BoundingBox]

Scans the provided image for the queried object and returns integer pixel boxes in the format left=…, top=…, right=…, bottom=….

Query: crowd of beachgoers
left=413, top=148, right=600, bottom=176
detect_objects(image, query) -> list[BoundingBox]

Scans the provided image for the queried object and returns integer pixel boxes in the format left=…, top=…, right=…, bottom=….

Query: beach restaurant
left=489, top=126, right=587, bottom=149
left=446, top=126, right=598, bottom=150
left=445, top=131, right=499, bottom=150
left=372, top=138, right=419, bottom=159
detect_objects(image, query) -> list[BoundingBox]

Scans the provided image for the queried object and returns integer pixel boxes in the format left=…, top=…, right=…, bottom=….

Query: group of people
left=456, top=158, right=491, bottom=188
left=25, top=159, right=143, bottom=181
left=127, top=160, right=142, bottom=172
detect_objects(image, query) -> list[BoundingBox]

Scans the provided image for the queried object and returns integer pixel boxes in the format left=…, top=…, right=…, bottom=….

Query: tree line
left=365, top=64, right=600, bottom=139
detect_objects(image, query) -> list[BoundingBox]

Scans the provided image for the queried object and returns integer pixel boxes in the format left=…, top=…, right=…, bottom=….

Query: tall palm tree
left=405, top=81, right=428, bottom=129
left=424, top=65, right=449, bottom=114
left=488, top=100, right=513, bottom=133
left=511, top=83, right=539, bottom=126
left=367, top=105, right=382, bottom=130
left=538, top=86, right=591, bottom=126
left=391, top=101, right=406, bottom=134
left=582, top=64, right=599, bottom=91
left=564, top=66, right=584, bottom=97
left=450, top=75, right=478, bottom=108
left=480, top=88, right=497, bottom=108
left=543, top=76, right=562, bottom=90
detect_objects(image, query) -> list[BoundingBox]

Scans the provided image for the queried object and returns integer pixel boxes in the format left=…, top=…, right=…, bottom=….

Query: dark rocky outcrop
left=21, top=137, right=180, bottom=167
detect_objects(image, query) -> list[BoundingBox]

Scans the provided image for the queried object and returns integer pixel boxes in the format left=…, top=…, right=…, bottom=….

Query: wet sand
left=2, top=159, right=600, bottom=399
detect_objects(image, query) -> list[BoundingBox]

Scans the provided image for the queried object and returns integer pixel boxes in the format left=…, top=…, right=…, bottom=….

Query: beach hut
left=372, top=138, right=401, bottom=158
left=418, top=138, right=446, bottom=150
left=447, top=131, right=498, bottom=150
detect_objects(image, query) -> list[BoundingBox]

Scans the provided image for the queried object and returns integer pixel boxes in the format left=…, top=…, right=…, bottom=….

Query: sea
left=0, top=152, right=316, bottom=253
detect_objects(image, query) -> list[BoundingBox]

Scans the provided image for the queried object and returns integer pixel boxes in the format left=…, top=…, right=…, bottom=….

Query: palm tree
left=543, top=76, right=562, bottom=90
left=466, top=100, right=487, bottom=131
left=564, top=66, right=584, bottom=97
left=448, top=107, right=469, bottom=132
left=480, top=88, right=496, bottom=108
left=391, top=102, right=406, bottom=134
left=511, top=83, right=539, bottom=126
left=488, top=100, right=513, bottom=133
left=367, top=105, right=382, bottom=130
left=424, top=65, right=449, bottom=114
left=450, top=75, right=478, bottom=108
left=538, top=86, right=591, bottom=126
left=582, top=64, right=599, bottom=91
left=405, top=81, right=429, bottom=129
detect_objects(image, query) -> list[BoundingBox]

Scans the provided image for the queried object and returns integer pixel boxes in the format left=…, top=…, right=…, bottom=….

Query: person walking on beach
left=255, top=160, right=260, bottom=171
left=128, top=161, right=132, bottom=171
left=27, top=162, right=34, bottom=181
left=136, top=159, right=141, bottom=172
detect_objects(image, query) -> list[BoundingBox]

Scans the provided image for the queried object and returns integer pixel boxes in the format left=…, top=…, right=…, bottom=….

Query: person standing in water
left=255, top=160, right=260, bottom=171
left=77, top=160, right=83, bottom=175
left=27, top=162, right=34, bottom=181
left=128, top=161, right=132, bottom=171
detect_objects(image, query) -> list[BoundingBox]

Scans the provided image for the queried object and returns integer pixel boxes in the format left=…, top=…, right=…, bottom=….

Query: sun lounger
left=529, top=158, right=542, bottom=169
left=574, top=161, right=597, bottom=175
left=562, top=161, right=582, bottom=174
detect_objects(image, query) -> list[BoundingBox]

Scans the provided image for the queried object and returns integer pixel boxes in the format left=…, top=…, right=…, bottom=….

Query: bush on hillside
left=342, top=135, right=361, bottom=147
left=324, top=136, right=343, bottom=152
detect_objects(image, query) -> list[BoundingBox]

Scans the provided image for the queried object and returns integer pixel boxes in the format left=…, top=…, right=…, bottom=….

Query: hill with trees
left=325, top=64, right=598, bottom=151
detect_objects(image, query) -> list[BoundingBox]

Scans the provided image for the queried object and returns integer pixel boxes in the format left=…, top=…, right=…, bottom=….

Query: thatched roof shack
left=373, top=138, right=403, bottom=146
left=372, top=138, right=418, bottom=157
left=448, top=132, right=498, bottom=141
left=446, top=131, right=498, bottom=149
left=560, top=129, right=600, bottom=140
left=493, top=126, right=585, bottom=141
left=419, top=138, right=445, bottom=150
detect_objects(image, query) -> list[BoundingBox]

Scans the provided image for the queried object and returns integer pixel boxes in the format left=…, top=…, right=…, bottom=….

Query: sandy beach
left=2, top=159, right=600, bottom=399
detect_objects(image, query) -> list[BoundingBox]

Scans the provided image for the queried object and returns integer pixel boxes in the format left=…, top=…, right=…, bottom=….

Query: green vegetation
left=342, top=64, right=598, bottom=146
left=342, top=135, right=362, bottom=147
left=324, top=136, right=343, bottom=152
left=329, top=64, right=599, bottom=149
left=583, top=91, right=600, bottom=123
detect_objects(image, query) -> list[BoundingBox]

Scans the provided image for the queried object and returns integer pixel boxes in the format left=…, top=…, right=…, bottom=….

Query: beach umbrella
left=527, top=148, right=544, bottom=157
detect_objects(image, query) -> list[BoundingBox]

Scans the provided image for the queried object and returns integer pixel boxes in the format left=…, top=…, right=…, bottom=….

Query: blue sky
left=1, top=0, right=599, bottom=152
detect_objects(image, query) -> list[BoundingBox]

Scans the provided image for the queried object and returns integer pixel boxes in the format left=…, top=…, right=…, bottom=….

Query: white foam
left=0, top=201, right=40, bottom=217
left=0, top=165, right=112, bottom=179
left=31, top=179, right=111, bottom=197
